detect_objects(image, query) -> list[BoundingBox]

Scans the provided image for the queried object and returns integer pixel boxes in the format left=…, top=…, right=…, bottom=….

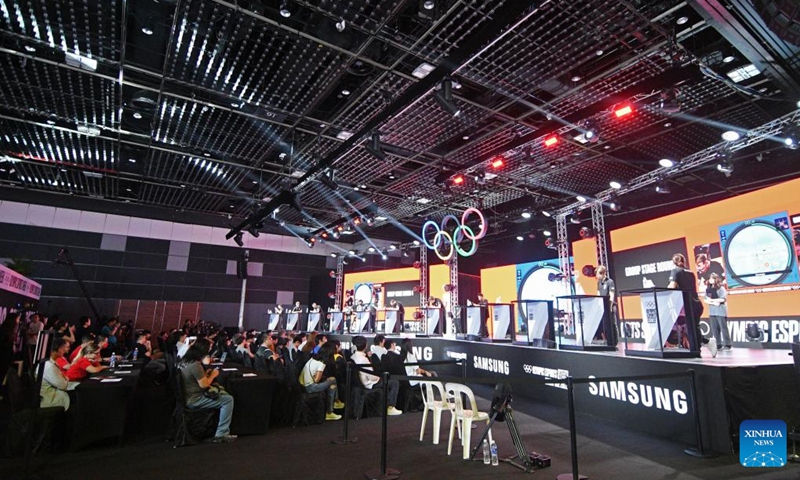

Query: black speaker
left=237, top=253, right=248, bottom=279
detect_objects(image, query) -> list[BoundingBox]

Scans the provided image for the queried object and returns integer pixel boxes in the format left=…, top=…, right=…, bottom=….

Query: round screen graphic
left=354, top=283, right=373, bottom=306
left=723, top=221, right=793, bottom=286
left=517, top=265, right=568, bottom=318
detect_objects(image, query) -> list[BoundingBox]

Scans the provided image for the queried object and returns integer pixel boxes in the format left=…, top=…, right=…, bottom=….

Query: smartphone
left=219, top=352, right=228, bottom=363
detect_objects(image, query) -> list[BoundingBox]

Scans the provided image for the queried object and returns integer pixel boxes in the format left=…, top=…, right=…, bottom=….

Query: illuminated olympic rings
left=420, top=207, right=487, bottom=261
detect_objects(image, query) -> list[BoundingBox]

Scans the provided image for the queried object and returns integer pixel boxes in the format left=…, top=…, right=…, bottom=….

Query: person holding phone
left=299, top=343, right=342, bottom=420
left=179, top=338, right=236, bottom=443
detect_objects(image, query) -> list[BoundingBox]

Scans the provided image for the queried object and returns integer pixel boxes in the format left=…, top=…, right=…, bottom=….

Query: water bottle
left=482, top=439, right=490, bottom=465
left=109, top=354, right=116, bottom=368
left=132, top=349, right=138, bottom=361
left=490, top=440, right=498, bottom=466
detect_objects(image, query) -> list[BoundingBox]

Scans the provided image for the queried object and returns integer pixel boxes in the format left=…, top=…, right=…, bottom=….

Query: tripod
left=469, top=395, right=536, bottom=472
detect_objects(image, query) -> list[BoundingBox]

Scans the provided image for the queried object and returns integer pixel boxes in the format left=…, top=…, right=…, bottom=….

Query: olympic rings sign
left=420, top=207, right=487, bottom=261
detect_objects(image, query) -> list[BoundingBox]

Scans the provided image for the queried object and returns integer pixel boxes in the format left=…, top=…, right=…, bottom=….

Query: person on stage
left=274, top=304, right=284, bottom=315
left=596, top=265, right=618, bottom=345
left=309, top=302, right=321, bottom=313
left=704, top=273, right=731, bottom=351
left=668, top=253, right=715, bottom=357
left=467, top=293, right=489, bottom=337
left=291, top=301, right=303, bottom=313
left=388, top=299, right=405, bottom=333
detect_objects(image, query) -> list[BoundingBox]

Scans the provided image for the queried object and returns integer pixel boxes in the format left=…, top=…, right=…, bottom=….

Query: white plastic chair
left=445, top=382, right=493, bottom=460
left=419, top=380, right=460, bottom=444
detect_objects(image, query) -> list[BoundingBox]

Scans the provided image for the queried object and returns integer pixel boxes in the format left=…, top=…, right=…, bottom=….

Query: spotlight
left=368, top=247, right=376, bottom=253
left=365, top=216, right=375, bottom=227
left=491, top=157, right=504, bottom=169
left=659, top=158, right=676, bottom=168
left=579, top=226, right=594, bottom=238
left=381, top=252, right=388, bottom=260
left=413, top=240, right=421, bottom=246
left=246, top=225, right=261, bottom=238
left=542, top=230, right=552, bottom=237
left=452, top=174, right=465, bottom=185
left=402, top=250, right=410, bottom=258
left=320, top=168, right=338, bottom=190
left=335, top=19, right=346, bottom=32
left=279, top=0, right=291, bottom=17
left=576, top=195, right=587, bottom=203
left=582, top=119, right=599, bottom=143
left=570, top=212, right=582, bottom=224
left=331, top=230, right=340, bottom=239
left=659, top=87, right=681, bottom=113
left=655, top=179, right=670, bottom=194
left=716, top=159, right=734, bottom=176
left=544, top=237, right=556, bottom=249
left=321, top=231, right=329, bottom=239
left=353, top=217, right=361, bottom=226
left=234, top=232, right=244, bottom=247
left=388, top=244, right=397, bottom=251
left=721, top=130, right=740, bottom=142
left=582, top=265, right=597, bottom=277
left=342, top=258, right=348, bottom=265
left=541, top=210, right=552, bottom=217
left=609, top=180, right=622, bottom=189
left=544, top=135, right=559, bottom=147
left=474, top=169, right=486, bottom=185
left=614, top=104, right=633, bottom=118
left=307, top=237, right=316, bottom=248
left=433, top=78, right=461, bottom=117
left=516, top=236, right=524, bottom=241
left=423, top=0, right=434, bottom=9
left=608, top=198, right=621, bottom=212
left=365, top=131, right=386, bottom=160
left=521, top=211, right=532, bottom=219
left=348, top=250, right=355, bottom=255
left=330, top=253, right=337, bottom=258
left=782, top=124, right=799, bottom=149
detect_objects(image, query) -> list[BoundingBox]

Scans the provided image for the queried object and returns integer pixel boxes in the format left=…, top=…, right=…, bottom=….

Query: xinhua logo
left=739, top=420, right=786, bottom=468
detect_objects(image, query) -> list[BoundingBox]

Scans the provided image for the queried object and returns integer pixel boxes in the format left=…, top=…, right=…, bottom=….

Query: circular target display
left=517, top=264, right=568, bottom=318
left=723, top=221, right=794, bottom=286
left=354, top=283, right=374, bottom=306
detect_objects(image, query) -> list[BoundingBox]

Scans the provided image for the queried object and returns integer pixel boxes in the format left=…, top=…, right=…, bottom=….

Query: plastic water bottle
left=490, top=440, right=498, bottom=466
left=109, top=354, right=116, bottom=368
left=132, top=349, right=138, bottom=361
left=482, top=439, right=490, bottom=465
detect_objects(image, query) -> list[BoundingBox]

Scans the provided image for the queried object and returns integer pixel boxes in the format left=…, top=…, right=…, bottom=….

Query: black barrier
left=332, top=362, right=359, bottom=445
left=550, top=369, right=716, bottom=480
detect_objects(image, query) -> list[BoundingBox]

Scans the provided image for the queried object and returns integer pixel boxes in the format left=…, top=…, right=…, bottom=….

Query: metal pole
left=684, top=369, right=717, bottom=457
left=333, top=362, right=359, bottom=445
left=364, top=371, right=400, bottom=479
left=557, top=376, right=588, bottom=480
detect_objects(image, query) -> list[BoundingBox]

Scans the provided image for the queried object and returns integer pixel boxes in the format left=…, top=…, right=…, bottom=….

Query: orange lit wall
left=611, top=178, right=800, bottom=319
left=572, top=238, right=598, bottom=295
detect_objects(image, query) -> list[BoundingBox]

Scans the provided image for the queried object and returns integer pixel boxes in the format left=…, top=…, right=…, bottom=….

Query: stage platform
left=329, top=333, right=800, bottom=454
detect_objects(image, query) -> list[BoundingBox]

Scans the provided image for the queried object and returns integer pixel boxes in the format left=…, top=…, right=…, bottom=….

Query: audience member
left=311, top=334, right=327, bottom=355
left=40, top=337, right=73, bottom=410
left=370, top=334, right=387, bottom=360
left=178, top=338, right=236, bottom=443
left=351, top=336, right=402, bottom=416
left=299, top=343, right=342, bottom=420
left=66, top=343, right=107, bottom=381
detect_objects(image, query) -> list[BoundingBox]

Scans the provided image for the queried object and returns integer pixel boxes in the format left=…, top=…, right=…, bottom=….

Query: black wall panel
left=0, top=221, right=330, bottom=321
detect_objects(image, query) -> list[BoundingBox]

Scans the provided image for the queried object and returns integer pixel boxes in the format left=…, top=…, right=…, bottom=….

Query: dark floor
left=1, top=386, right=798, bottom=480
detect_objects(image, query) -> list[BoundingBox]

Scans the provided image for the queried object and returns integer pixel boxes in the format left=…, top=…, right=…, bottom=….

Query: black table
left=215, top=364, right=277, bottom=435
left=69, top=367, right=140, bottom=450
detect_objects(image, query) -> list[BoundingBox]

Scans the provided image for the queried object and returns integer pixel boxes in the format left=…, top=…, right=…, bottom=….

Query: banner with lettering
left=0, top=264, right=41, bottom=300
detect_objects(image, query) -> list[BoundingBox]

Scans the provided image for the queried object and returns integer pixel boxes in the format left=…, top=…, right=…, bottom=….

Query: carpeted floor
left=1, top=386, right=798, bottom=480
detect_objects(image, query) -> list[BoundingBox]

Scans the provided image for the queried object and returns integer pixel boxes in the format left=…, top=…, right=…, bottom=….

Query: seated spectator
left=370, top=334, right=387, bottom=360
left=178, top=338, right=236, bottom=443
left=301, top=332, right=317, bottom=354
left=287, top=334, right=304, bottom=363
left=299, top=343, right=342, bottom=420
left=73, top=316, right=92, bottom=349
left=69, top=334, right=95, bottom=363
left=311, top=334, right=327, bottom=355
left=233, top=334, right=255, bottom=366
left=134, top=331, right=167, bottom=381
left=254, top=333, right=280, bottom=375
left=66, top=343, right=107, bottom=381
left=351, top=336, right=402, bottom=416
left=41, top=337, right=73, bottom=410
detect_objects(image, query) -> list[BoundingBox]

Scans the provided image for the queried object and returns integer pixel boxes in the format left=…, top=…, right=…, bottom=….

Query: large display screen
left=609, top=178, right=800, bottom=344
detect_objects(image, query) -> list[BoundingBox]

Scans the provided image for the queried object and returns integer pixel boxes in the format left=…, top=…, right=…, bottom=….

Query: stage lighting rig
left=608, top=197, right=621, bottom=212
left=579, top=226, right=594, bottom=238
left=783, top=124, right=800, bottom=149
left=716, top=149, right=734, bottom=176
left=365, top=131, right=387, bottom=160
left=655, top=178, right=670, bottom=194
left=582, top=119, right=599, bottom=143
left=474, top=169, right=486, bottom=185
left=569, top=212, right=582, bottom=224
left=659, top=87, right=681, bottom=113
left=433, top=78, right=461, bottom=117
left=234, top=232, right=244, bottom=247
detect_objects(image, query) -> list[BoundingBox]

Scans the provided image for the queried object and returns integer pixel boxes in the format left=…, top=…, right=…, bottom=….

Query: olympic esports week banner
left=609, top=178, right=800, bottom=344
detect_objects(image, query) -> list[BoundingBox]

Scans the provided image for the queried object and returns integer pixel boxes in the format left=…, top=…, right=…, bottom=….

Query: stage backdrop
left=481, top=257, right=590, bottom=336
left=610, top=178, right=800, bottom=346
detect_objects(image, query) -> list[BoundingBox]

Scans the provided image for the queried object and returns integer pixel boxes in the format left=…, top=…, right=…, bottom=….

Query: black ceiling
left=0, top=0, right=798, bottom=245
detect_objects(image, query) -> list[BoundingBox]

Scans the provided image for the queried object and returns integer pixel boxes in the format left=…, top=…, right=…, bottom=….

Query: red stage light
left=614, top=105, right=633, bottom=118
left=491, top=157, right=504, bottom=169
left=337, top=225, right=344, bottom=232
left=453, top=175, right=464, bottom=185
left=544, top=136, right=558, bottom=147
left=321, top=231, right=329, bottom=239
left=353, top=217, right=361, bottom=226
